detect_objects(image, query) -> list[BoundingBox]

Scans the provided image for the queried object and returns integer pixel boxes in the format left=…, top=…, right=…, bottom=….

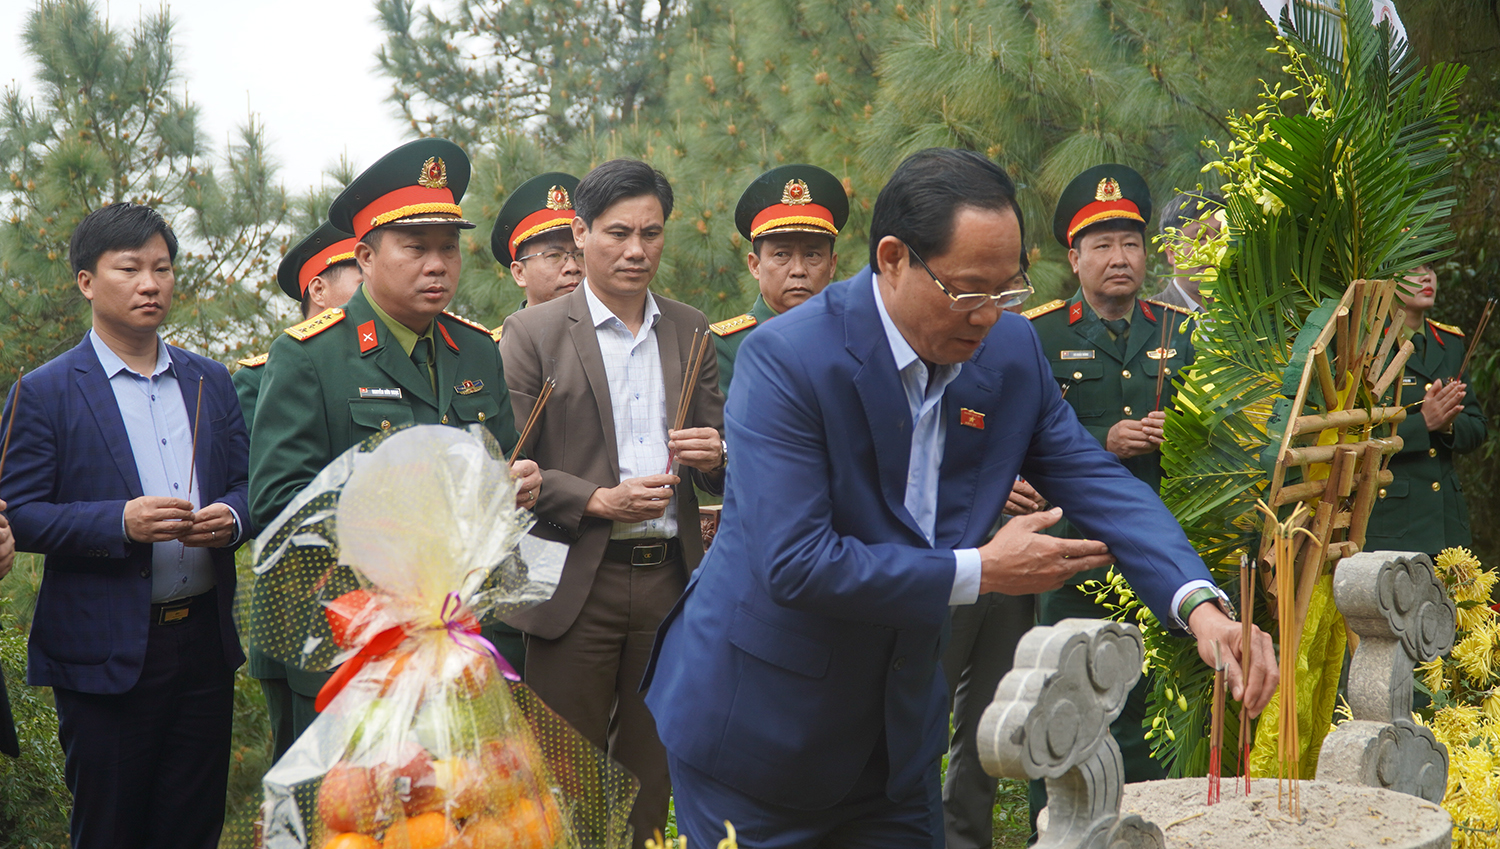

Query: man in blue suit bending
left=644, top=150, right=1279, bottom=848
left=1, top=203, right=250, bottom=849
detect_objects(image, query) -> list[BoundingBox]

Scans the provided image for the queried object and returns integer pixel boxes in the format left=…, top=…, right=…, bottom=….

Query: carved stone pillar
left=977, top=618, right=1164, bottom=849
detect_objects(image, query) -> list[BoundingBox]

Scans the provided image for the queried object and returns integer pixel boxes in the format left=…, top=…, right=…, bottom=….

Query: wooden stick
left=665, top=331, right=712, bottom=473
left=1208, top=640, right=1226, bottom=804
left=0, top=370, right=24, bottom=487
left=186, top=377, right=204, bottom=499
left=1457, top=297, right=1495, bottom=380
left=508, top=377, right=556, bottom=466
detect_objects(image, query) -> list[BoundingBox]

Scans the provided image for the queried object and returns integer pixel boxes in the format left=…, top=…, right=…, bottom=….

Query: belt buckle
left=630, top=543, right=666, bottom=567
left=157, top=604, right=190, bottom=625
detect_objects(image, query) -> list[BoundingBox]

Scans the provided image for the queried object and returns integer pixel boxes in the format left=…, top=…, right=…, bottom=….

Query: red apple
left=381, top=742, right=442, bottom=817
left=317, top=762, right=381, bottom=834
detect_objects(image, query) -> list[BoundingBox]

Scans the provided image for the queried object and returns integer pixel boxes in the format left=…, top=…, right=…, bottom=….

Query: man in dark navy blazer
left=644, top=150, right=1279, bottom=848
left=0, top=203, right=249, bottom=849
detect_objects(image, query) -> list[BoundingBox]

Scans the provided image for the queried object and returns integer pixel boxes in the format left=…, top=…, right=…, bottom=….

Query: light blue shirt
left=89, top=331, right=230, bottom=603
left=583, top=281, right=676, bottom=540
left=870, top=276, right=982, bottom=605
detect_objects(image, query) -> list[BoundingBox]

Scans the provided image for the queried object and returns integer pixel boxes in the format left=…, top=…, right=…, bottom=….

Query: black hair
left=1071, top=217, right=1146, bottom=247
left=751, top=232, right=836, bottom=257
left=1158, top=190, right=1225, bottom=235
left=359, top=228, right=385, bottom=252
left=573, top=159, right=673, bottom=227
left=868, top=149, right=1024, bottom=269
left=69, top=202, right=179, bottom=275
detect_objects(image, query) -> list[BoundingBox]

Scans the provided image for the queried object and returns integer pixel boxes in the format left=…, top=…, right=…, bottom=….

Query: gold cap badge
left=546, top=185, right=573, bottom=210
left=1095, top=177, right=1122, bottom=202
left=782, top=179, right=812, bottom=206
left=418, top=156, right=448, bottom=189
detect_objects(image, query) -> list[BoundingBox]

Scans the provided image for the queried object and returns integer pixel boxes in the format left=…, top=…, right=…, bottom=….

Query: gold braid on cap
left=369, top=202, right=464, bottom=229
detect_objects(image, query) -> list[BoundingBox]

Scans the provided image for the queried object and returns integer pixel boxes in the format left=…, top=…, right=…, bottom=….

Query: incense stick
left=508, top=377, right=556, bottom=467
left=1456, top=297, right=1495, bottom=380
left=1239, top=554, right=1256, bottom=795
left=0, top=370, right=24, bottom=488
left=1207, top=640, right=1226, bottom=805
left=665, top=330, right=712, bottom=474
left=1154, top=314, right=1175, bottom=412
left=186, top=376, right=204, bottom=499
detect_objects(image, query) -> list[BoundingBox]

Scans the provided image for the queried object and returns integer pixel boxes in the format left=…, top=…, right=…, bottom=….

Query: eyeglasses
left=516, top=248, right=584, bottom=266
left=902, top=241, right=1033, bottom=311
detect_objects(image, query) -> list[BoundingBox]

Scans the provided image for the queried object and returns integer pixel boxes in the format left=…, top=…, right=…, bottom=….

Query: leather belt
left=150, top=590, right=213, bottom=626
left=604, top=537, right=681, bottom=567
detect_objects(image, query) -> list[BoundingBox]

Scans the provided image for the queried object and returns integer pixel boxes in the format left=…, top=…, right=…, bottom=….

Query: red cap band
left=1066, top=199, right=1143, bottom=246
left=298, top=237, right=360, bottom=296
left=353, top=185, right=461, bottom=240
left=750, top=203, right=837, bottom=240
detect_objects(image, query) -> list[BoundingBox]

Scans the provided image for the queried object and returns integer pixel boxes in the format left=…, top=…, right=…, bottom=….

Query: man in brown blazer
left=498, top=159, right=726, bottom=847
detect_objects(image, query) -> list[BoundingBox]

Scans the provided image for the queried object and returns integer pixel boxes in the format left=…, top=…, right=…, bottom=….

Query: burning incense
left=665, top=330, right=712, bottom=474
left=1257, top=499, right=1313, bottom=821
left=509, top=377, right=556, bottom=467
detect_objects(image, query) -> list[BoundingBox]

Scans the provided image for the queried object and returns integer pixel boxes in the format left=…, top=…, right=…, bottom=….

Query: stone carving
left=1316, top=551, right=1454, bottom=803
left=978, top=619, right=1164, bottom=849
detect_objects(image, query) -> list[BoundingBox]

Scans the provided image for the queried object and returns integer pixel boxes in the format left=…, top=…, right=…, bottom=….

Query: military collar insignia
left=781, top=179, right=812, bottom=205
left=546, top=185, right=573, bottom=210
left=438, top=323, right=459, bottom=352
left=1069, top=301, right=1084, bottom=325
left=419, top=156, right=448, bottom=189
left=358, top=319, right=379, bottom=353
left=455, top=379, right=485, bottom=395
left=1095, top=177, right=1123, bottom=202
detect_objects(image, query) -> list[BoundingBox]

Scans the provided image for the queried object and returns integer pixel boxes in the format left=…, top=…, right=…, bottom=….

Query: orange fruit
left=323, top=834, right=380, bottom=849
left=452, top=815, right=510, bottom=849
left=384, top=811, right=458, bottom=849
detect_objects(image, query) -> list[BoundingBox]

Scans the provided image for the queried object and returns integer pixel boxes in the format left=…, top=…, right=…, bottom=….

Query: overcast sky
left=0, top=0, right=413, bottom=196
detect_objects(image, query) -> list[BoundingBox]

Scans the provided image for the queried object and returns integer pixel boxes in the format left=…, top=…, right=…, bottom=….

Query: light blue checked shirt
left=583, top=281, right=677, bottom=540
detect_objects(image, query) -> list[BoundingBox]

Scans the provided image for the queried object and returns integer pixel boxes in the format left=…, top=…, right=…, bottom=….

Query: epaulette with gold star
left=490, top=326, right=504, bottom=343
left=284, top=308, right=345, bottom=341
left=1429, top=320, right=1464, bottom=337
left=1021, top=299, right=1066, bottom=320
left=1144, top=299, right=1195, bottom=316
left=709, top=314, right=757, bottom=337
left=442, top=310, right=491, bottom=336
left=236, top=353, right=269, bottom=368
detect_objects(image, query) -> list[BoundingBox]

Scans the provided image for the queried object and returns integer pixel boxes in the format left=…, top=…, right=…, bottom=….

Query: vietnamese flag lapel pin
left=960, top=408, right=985, bottom=430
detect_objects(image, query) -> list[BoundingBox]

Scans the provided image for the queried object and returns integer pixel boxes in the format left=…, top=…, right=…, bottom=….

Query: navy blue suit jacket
left=644, top=269, right=1210, bottom=810
left=2, top=336, right=249, bottom=694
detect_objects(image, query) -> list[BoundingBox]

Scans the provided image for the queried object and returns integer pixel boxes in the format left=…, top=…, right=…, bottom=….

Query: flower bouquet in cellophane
left=242, top=425, right=637, bottom=849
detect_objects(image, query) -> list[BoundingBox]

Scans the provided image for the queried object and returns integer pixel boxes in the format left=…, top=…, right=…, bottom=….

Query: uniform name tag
left=359, top=387, right=403, bottom=399
left=1401, top=376, right=1419, bottom=385
left=1060, top=350, right=1095, bottom=360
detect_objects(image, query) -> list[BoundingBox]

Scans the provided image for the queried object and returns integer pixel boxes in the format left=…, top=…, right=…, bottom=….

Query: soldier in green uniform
left=1025, top=164, right=1202, bottom=826
left=233, top=222, right=362, bottom=430
left=710, top=164, right=848, bottom=396
left=238, top=221, right=364, bottom=759
left=492, top=172, right=583, bottom=311
left=1365, top=260, right=1488, bottom=554
left=248, top=139, right=540, bottom=756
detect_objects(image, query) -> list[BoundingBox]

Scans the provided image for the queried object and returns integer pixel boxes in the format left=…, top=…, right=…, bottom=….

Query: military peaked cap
left=491, top=172, right=580, bottom=265
left=330, top=138, right=475, bottom=240
left=1053, top=164, right=1152, bottom=248
left=276, top=221, right=358, bottom=302
left=735, top=164, right=848, bottom=242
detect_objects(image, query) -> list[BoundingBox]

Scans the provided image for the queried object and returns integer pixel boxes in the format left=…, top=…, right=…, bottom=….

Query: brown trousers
left=525, top=554, right=687, bottom=849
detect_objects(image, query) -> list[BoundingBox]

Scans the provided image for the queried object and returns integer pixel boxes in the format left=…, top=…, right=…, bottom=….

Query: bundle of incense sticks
left=1457, top=297, right=1495, bottom=380
left=186, top=376, right=204, bottom=498
left=664, top=330, right=712, bottom=474
left=0, top=370, right=23, bottom=486
left=1257, top=500, right=1311, bottom=821
left=1238, top=553, right=1256, bottom=795
left=1207, top=640, right=1226, bottom=805
left=1154, top=313, right=1176, bottom=412
left=509, top=377, right=556, bottom=467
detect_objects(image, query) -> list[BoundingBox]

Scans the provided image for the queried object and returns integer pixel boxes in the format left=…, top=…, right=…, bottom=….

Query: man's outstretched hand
left=1189, top=601, right=1279, bottom=716
left=976, top=507, right=1114, bottom=596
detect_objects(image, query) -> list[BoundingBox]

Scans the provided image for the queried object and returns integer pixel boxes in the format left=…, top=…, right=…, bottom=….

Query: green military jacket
left=231, top=352, right=267, bottom=428
left=1365, top=319, right=1488, bottom=554
left=249, top=285, right=519, bottom=527
left=1026, top=292, right=1195, bottom=585
left=710, top=294, right=777, bottom=398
